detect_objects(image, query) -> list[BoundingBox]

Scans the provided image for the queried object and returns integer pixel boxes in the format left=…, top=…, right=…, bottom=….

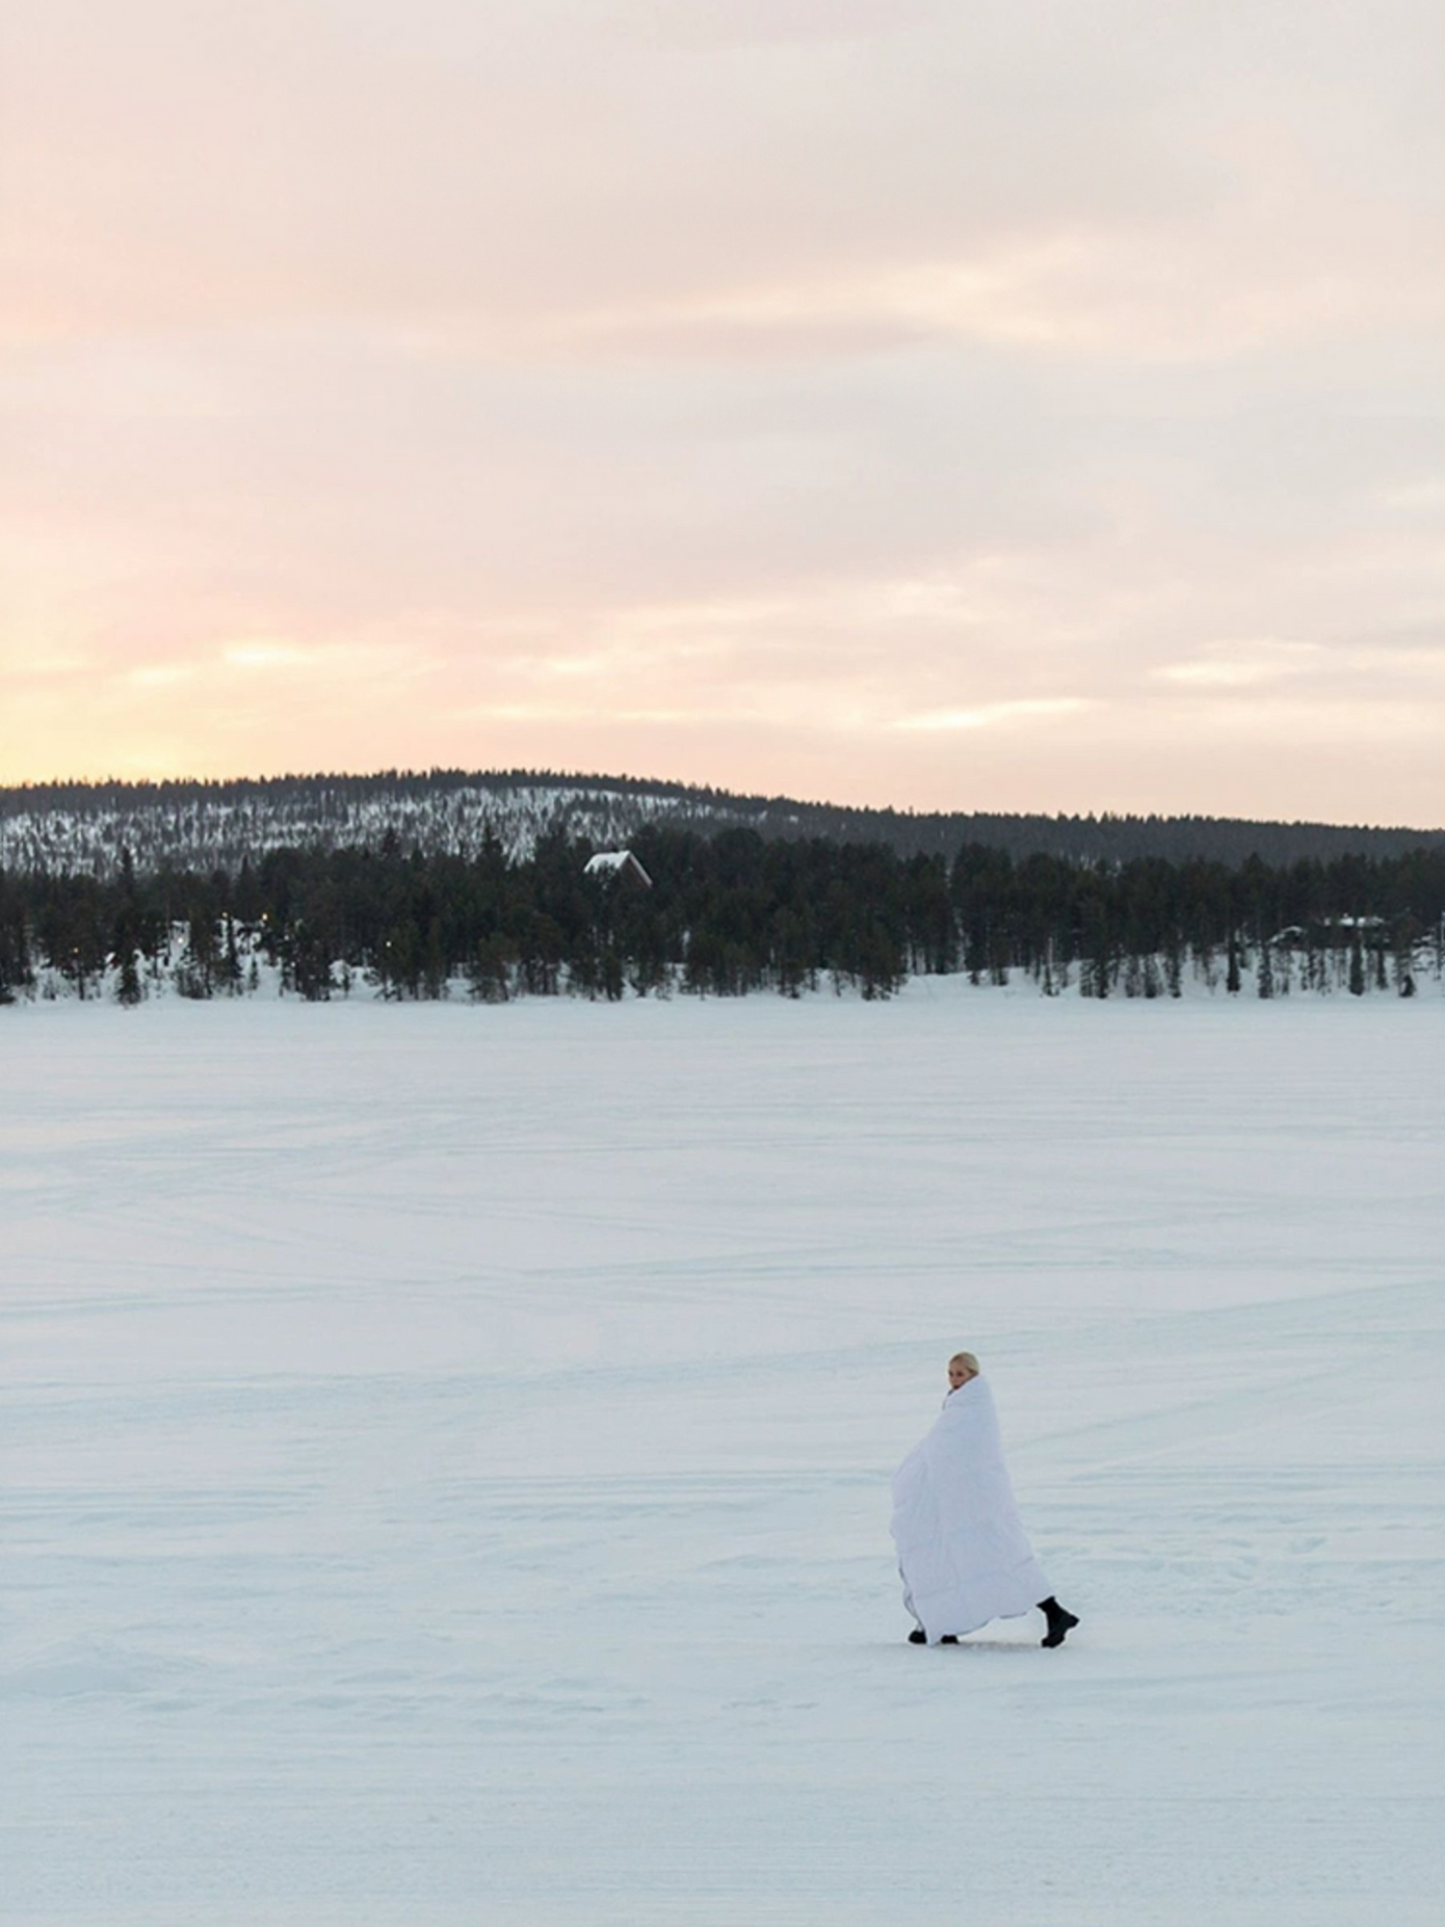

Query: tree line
left=2, top=828, right=1442, bottom=1005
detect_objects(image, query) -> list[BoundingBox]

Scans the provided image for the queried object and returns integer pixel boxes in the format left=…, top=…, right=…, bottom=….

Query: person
left=891, top=1350, right=1079, bottom=1649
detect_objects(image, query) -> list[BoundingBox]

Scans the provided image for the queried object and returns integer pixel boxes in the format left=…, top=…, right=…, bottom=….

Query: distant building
left=1268, top=916, right=1386, bottom=948
left=584, top=849, right=653, bottom=889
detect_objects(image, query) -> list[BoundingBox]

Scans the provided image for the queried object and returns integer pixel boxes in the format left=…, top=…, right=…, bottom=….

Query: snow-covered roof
left=584, top=849, right=653, bottom=887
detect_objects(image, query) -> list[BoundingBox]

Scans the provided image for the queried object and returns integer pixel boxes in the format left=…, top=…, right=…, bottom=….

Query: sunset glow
left=3, top=1, right=1442, bottom=821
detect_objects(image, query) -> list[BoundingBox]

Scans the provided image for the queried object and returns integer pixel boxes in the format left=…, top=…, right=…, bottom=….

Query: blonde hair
left=949, top=1351, right=980, bottom=1375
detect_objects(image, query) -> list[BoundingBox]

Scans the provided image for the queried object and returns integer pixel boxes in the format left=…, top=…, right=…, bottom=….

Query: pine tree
left=467, top=936, right=512, bottom=1003
left=1348, top=930, right=1366, bottom=996
left=114, top=933, right=143, bottom=1006
left=222, top=916, right=242, bottom=994
left=1391, top=916, right=1418, bottom=998
left=1165, top=942, right=1183, bottom=999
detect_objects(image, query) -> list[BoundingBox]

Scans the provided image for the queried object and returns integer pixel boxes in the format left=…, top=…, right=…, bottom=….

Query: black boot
left=1038, top=1596, right=1079, bottom=1648
left=908, top=1627, right=927, bottom=1644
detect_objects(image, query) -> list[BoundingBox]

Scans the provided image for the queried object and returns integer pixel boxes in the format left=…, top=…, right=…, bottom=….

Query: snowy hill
left=4, top=769, right=1443, bottom=879
left=0, top=773, right=694, bottom=877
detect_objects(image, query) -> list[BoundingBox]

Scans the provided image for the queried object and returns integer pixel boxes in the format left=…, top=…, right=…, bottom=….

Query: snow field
left=3, top=984, right=1443, bottom=1924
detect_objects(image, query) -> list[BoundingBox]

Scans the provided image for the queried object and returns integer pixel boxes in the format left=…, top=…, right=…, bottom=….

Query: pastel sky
left=3, top=0, right=1443, bottom=821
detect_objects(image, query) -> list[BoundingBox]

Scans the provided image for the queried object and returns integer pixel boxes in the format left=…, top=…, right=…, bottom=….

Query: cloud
left=127, top=663, right=197, bottom=689
left=1152, top=641, right=1324, bottom=688
left=1, top=2, right=1442, bottom=822
left=897, top=699, right=1096, bottom=732
left=221, top=641, right=314, bottom=673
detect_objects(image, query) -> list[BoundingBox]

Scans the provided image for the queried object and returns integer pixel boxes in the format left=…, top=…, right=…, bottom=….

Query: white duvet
left=890, top=1375, right=1050, bottom=1643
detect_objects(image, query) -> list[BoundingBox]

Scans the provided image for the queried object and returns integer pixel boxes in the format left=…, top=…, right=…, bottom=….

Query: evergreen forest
left=2, top=826, right=1442, bottom=1005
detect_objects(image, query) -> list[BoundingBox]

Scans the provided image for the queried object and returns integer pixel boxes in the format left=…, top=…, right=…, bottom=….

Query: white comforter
left=890, top=1375, right=1049, bottom=1643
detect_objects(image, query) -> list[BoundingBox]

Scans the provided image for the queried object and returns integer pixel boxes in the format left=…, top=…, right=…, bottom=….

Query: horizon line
left=1, top=765, right=1442, bottom=839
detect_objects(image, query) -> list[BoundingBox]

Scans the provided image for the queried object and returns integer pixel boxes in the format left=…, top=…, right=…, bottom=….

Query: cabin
left=583, top=849, right=653, bottom=890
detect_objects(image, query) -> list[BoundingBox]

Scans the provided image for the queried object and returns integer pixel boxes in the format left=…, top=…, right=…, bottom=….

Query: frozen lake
left=4, top=986, right=1443, bottom=1925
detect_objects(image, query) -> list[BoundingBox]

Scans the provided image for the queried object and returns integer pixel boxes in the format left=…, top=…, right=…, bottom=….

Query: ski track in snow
left=2, top=985, right=1443, bottom=1925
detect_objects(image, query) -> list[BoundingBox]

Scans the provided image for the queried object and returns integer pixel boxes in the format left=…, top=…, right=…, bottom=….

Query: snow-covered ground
left=4, top=986, right=1442, bottom=1925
